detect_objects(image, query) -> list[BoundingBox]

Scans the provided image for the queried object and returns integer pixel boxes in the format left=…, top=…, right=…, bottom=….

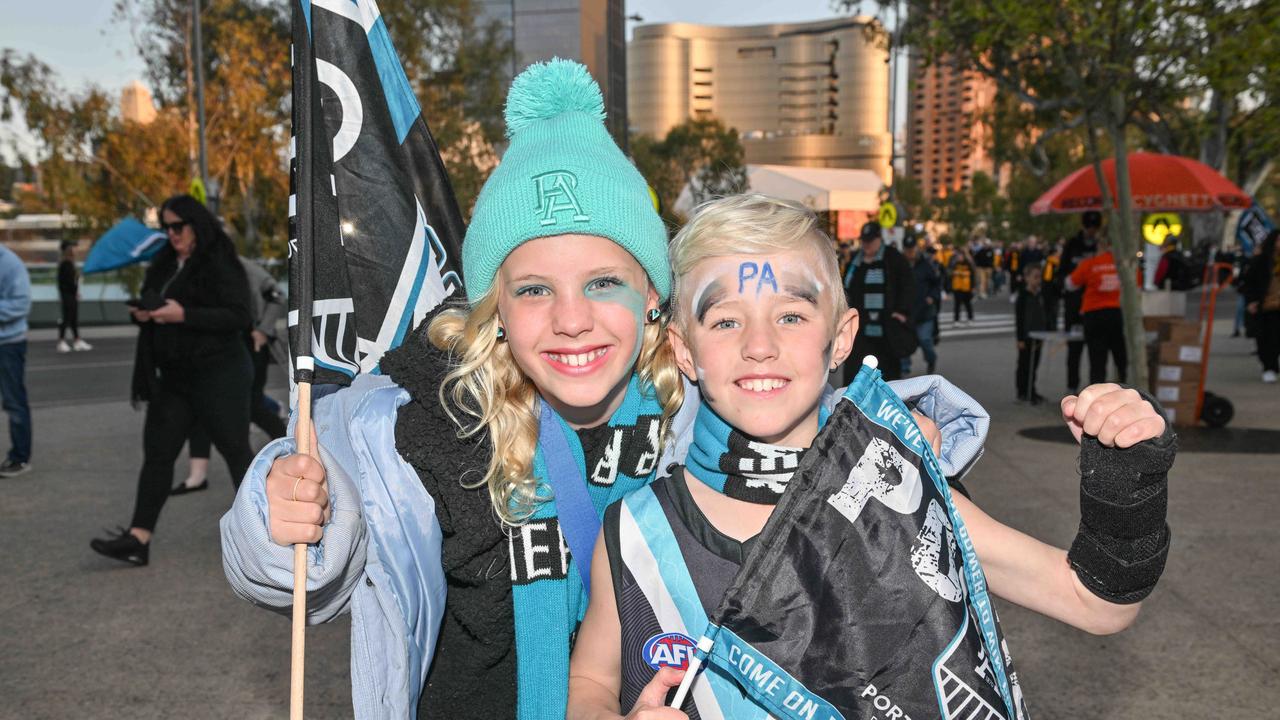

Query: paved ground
left=1, top=292, right=1276, bottom=718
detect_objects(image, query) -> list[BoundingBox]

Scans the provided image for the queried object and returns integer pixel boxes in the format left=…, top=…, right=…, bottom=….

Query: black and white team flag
left=672, top=363, right=1029, bottom=720
left=289, top=0, right=464, bottom=385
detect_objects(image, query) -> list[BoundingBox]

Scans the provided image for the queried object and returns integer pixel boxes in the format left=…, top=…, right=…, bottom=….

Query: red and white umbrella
left=1031, top=152, right=1251, bottom=215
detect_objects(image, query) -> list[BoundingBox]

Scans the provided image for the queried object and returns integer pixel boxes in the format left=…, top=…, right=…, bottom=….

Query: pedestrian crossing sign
left=879, top=202, right=898, bottom=228
left=1142, top=212, right=1181, bottom=246
left=189, top=177, right=207, bottom=205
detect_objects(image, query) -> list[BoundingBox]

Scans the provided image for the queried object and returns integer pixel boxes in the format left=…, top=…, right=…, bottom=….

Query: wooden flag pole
left=288, top=1, right=319, bottom=715
left=291, top=378, right=313, bottom=720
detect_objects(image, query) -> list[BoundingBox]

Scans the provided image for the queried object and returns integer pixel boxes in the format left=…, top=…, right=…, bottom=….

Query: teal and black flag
left=683, top=363, right=1029, bottom=720
left=289, top=0, right=464, bottom=385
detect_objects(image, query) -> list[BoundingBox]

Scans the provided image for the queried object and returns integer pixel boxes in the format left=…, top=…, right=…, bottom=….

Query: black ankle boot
left=90, top=528, right=149, bottom=567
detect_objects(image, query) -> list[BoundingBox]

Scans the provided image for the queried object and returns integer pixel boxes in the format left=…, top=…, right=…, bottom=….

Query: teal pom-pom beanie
left=463, top=58, right=670, bottom=303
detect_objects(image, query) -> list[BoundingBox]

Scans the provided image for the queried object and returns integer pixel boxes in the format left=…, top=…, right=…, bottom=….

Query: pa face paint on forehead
left=689, top=257, right=825, bottom=322
left=737, top=261, right=779, bottom=295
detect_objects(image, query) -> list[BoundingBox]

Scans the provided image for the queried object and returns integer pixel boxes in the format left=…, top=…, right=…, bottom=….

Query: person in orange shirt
left=1066, top=237, right=1126, bottom=384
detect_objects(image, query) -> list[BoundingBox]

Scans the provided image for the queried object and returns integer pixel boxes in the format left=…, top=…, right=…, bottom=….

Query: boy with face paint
left=567, top=195, right=1176, bottom=720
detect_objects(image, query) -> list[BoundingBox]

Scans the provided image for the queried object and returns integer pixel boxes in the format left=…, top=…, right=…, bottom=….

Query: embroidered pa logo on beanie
left=533, top=170, right=590, bottom=226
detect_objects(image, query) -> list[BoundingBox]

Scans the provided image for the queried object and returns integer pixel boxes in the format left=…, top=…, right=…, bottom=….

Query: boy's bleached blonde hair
left=427, top=283, right=684, bottom=525
left=669, top=193, right=849, bottom=329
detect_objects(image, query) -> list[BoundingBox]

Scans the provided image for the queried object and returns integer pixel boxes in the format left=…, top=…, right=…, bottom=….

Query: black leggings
left=58, top=297, right=79, bottom=340
left=953, top=292, right=974, bottom=321
left=130, top=347, right=254, bottom=532
left=1083, top=307, right=1127, bottom=385
left=1016, top=340, right=1043, bottom=397
left=1064, top=291, right=1086, bottom=390
left=189, top=344, right=285, bottom=458
left=1256, top=310, right=1280, bottom=373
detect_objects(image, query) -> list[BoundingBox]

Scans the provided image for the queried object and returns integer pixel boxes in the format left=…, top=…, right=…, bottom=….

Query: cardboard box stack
left=1144, top=316, right=1201, bottom=426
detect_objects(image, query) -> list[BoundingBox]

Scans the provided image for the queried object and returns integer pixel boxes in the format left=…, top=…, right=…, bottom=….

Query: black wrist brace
left=1067, top=396, right=1176, bottom=604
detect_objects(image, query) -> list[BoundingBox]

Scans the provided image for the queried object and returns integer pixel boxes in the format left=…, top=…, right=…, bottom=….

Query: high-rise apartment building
left=627, top=17, right=892, bottom=182
left=121, top=81, right=156, bottom=125
left=904, top=54, right=997, bottom=199
left=479, top=0, right=627, bottom=145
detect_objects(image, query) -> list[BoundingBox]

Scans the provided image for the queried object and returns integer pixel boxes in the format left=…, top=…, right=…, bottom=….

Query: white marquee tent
left=674, top=164, right=885, bottom=216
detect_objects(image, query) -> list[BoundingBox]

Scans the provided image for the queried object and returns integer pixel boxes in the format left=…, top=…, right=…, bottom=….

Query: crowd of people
left=834, top=212, right=1121, bottom=401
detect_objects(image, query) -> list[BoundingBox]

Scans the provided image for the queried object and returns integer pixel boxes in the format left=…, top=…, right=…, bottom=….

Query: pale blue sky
left=0, top=1, right=880, bottom=161
left=628, top=0, right=860, bottom=35
left=0, top=2, right=147, bottom=95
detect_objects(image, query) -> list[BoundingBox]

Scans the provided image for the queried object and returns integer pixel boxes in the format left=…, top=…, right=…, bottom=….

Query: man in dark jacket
left=902, top=236, right=941, bottom=375
left=1242, top=229, right=1280, bottom=383
left=973, top=236, right=995, bottom=298
left=1154, top=237, right=1189, bottom=290
left=844, top=221, right=915, bottom=382
left=1060, top=211, right=1103, bottom=392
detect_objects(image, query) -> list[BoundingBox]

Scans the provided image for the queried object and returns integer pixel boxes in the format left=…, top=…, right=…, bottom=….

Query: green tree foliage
left=850, top=0, right=1279, bottom=388
left=630, top=116, right=748, bottom=226
left=935, top=172, right=1002, bottom=245
left=1, top=50, right=190, bottom=232
left=891, top=176, right=932, bottom=226
left=1134, top=2, right=1280, bottom=193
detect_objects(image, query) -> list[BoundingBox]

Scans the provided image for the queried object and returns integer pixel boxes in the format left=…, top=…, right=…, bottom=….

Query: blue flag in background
left=1235, top=203, right=1273, bottom=256
left=81, top=218, right=167, bottom=274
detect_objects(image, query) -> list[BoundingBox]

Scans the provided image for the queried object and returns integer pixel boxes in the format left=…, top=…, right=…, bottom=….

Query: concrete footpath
left=934, top=312, right=1279, bottom=718
left=1, top=305, right=1277, bottom=718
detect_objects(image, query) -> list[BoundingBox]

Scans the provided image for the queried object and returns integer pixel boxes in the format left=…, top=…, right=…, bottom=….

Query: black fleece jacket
left=131, top=248, right=251, bottom=402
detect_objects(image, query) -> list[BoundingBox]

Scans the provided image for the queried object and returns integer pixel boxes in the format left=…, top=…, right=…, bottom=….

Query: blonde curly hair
left=427, top=284, right=684, bottom=525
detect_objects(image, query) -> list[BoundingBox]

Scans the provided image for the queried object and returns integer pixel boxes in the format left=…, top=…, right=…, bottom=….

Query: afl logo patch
left=642, top=632, right=696, bottom=671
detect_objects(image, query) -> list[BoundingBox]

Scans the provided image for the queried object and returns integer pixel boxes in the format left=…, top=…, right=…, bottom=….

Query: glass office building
left=628, top=17, right=893, bottom=182
left=479, top=0, right=628, bottom=146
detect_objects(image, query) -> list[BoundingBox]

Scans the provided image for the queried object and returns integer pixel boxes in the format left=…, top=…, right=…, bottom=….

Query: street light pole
left=192, top=0, right=213, bottom=212
left=887, top=0, right=901, bottom=201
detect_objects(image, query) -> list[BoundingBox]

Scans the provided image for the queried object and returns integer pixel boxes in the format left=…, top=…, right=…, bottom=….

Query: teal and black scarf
left=685, top=401, right=804, bottom=505
left=512, top=374, right=663, bottom=720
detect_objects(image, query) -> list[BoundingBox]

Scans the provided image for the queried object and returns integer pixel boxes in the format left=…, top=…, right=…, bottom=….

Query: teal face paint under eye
left=584, top=276, right=647, bottom=370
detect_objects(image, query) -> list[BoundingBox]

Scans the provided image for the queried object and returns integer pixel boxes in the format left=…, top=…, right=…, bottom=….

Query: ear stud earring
left=646, top=308, right=662, bottom=324
left=496, top=326, right=506, bottom=341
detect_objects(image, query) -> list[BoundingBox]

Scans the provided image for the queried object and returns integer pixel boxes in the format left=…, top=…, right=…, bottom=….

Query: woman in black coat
left=1242, top=229, right=1280, bottom=384
left=91, top=195, right=255, bottom=566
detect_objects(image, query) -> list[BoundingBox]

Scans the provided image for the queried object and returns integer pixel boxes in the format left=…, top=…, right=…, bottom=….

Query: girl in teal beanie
left=221, top=59, right=984, bottom=720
